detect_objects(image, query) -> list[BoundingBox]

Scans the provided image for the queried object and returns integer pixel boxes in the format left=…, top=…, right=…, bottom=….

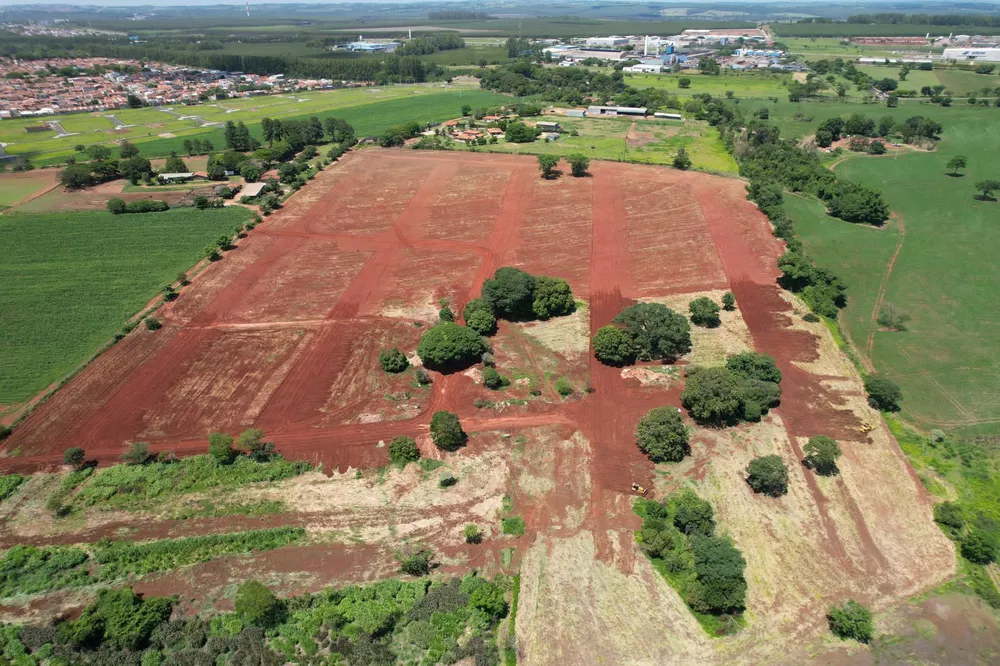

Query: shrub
left=537, top=154, right=559, bottom=178
left=463, top=298, right=497, bottom=335
left=388, top=436, right=420, bottom=466
left=417, top=323, right=487, bottom=371
left=121, top=442, right=154, bottom=465
left=803, top=312, right=820, bottom=323
left=399, top=548, right=432, bottom=575
left=208, top=432, right=235, bottom=464
left=482, top=367, right=507, bottom=390
left=464, top=524, right=483, bottom=544
left=532, top=276, right=575, bottom=319
left=415, top=367, right=432, bottom=385
left=688, top=297, right=721, bottom=328
left=864, top=374, right=902, bottom=411
left=568, top=154, right=590, bottom=177
left=722, top=292, right=736, bottom=311
left=438, top=306, right=455, bottom=322
left=502, top=516, right=526, bottom=536
left=62, top=588, right=173, bottom=651
left=144, top=317, right=162, bottom=331
left=593, top=325, right=634, bottom=366
left=107, top=197, right=127, bottom=214
left=803, top=436, right=842, bottom=476
left=962, top=531, right=997, bottom=564
left=439, top=473, right=457, bottom=487
left=482, top=267, right=536, bottom=319
left=746, top=455, right=788, bottom=497
left=933, top=501, right=964, bottom=533
left=614, top=303, right=691, bottom=362
left=430, top=411, right=467, bottom=451
left=828, top=600, right=874, bottom=643
left=726, top=352, right=782, bottom=384
left=234, top=580, right=284, bottom=627
left=237, top=428, right=274, bottom=461
left=673, top=148, right=692, bottom=171
left=63, top=447, right=86, bottom=469
left=636, top=407, right=689, bottom=463
left=670, top=489, right=715, bottom=536
left=555, top=377, right=573, bottom=397
left=379, top=347, right=409, bottom=373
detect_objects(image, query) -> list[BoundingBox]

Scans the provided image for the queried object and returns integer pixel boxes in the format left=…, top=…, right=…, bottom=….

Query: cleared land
left=0, top=150, right=953, bottom=663
left=0, top=207, right=253, bottom=408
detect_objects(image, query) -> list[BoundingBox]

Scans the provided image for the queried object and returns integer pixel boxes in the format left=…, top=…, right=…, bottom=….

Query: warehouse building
left=942, top=47, right=1000, bottom=62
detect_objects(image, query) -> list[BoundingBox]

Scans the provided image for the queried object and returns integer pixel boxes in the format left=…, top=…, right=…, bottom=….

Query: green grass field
left=781, top=103, right=1000, bottom=436
left=472, top=115, right=737, bottom=174
left=935, top=69, right=1000, bottom=96
left=858, top=65, right=941, bottom=91
left=624, top=71, right=791, bottom=99
left=0, top=207, right=253, bottom=405
left=0, top=173, right=54, bottom=208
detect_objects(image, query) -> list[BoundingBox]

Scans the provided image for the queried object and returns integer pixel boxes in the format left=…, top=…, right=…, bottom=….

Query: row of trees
left=815, top=114, right=942, bottom=148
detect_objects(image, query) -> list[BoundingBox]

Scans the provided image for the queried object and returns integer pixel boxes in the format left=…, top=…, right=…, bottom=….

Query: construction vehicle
left=631, top=483, right=649, bottom=497
left=858, top=421, right=875, bottom=434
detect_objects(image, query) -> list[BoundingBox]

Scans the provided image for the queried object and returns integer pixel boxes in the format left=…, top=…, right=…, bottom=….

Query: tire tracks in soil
left=864, top=212, right=905, bottom=368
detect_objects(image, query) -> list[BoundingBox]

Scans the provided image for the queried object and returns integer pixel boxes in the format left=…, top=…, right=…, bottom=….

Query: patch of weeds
left=0, top=475, right=26, bottom=503
left=45, top=466, right=95, bottom=517
left=554, top=377, right=573, bottom=397
left=501, top=517, right=526, bottom=536
left=419, top=458, right=445, bottom=475
left=171, top=499, right=286, bottom=520
left=500, top=547, right=516, bottom=568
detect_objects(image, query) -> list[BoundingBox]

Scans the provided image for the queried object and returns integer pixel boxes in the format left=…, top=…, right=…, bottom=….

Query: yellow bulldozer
left=858, top=421, right=875, bottom=434
left=631, top=483, right=649, bottom=497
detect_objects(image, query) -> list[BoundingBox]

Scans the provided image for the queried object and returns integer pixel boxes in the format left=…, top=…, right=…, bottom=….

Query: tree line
left=846, top=13, right=1000, bottom=27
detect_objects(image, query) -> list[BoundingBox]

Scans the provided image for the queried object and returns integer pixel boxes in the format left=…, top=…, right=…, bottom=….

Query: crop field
left=0, top=150, right=954, bottom=663
left=477, top=116, right=738, bottom=174
left=772, top=102, right=1000, bottom=437
left=0, top=171, right=57, bottom=209
left=624, top=71, right=791, bottom=99
left=0, top=207, right=253, bottom=408
left=1, top=87, right=510, bottom=165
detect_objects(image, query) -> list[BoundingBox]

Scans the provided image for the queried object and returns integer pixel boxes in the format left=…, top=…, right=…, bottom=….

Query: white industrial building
left=584, top=36, right=629, bottom=47
left=942, top=47, right=1000, bottom=62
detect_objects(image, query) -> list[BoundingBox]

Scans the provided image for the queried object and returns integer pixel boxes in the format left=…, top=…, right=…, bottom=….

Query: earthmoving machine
left=631, top=483, right=649, bottom=497
left=858, top=421, right=875, bottom=434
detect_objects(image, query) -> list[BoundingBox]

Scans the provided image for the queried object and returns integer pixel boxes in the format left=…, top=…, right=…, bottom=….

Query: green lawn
left=57, top=114, right=117, bottom=134
left=0, top=207, right=253, bottom=404
left=624, top=71, right=791, bottom=99
left=784, top=104, right=1000, bottom=436
left=936, top=69, right=1000, bottom=96
left=0, top=173, right=53, bottom=207
left=857, top=65, right=941, bottom=91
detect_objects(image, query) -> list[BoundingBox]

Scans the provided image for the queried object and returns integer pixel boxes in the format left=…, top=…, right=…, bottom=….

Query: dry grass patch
left=518, top=302, right=590, bottom=361
left=643, top=290, right=753, bottom=366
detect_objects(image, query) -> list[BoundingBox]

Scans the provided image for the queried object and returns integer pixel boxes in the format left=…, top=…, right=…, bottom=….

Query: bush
left=828, top=600, right=874, bottom=643
left=438, top=306, right=454, bottom=322
left=803, top=436, right=842, bottom=476
left=107, top=197, right=127, bottom=214
left=670, top=489, right=715, bottom=536
left=482, top=267, right=536, bottom=319
left=502, top=516, right=526, bottom=536
left=593, top=325, right=634, bottom=366
left=933, top=501, right=964, bottom=533
left=688, top=297, right=721, bottom=328
left=417, top=322, right=487, bottom=371
left=636, top=407, right=689, bottom=463
left=379, top=347, right=409, bottom=373
left=962, top=531, right=997, bottom=564
left=62, top=588, right=173, bottom=651
left=237, top=428, right=274, bottom=461
left=430, top=411, right=467, bottom=451
left=555, top=377, right=573, bottom=397
left=121, top=441, right=154, bottom=465
left=722, top=292, right=736, bottom=311
left=439, top=473, right=457, bottom=487
left=745, top=455, right=788, bottom=497
left=125, top=200, right=169, bottom=214
left=235, top=581, right=284, bottom=628
left=63, top=447, right=86, bottom=468
left=415, top=367, right=432, bottom=385
left=537, top=154, right=559, bottom=178
left=726, top=352, right=782, bottom=384
left=568, top=154, right=590, bottom=177
left=208, top=432, right=235, bottom=464
left=464, top=524, right=483, bottom=544
left=388, top=436, right=420, bottom=466
left=614, top=303, right=691, bottom=362
left=144, top=317, right=162, bottom=331
left=463, top=298, right=497, bottom=335
left=673, top=148, right=692, bottom=171
left=482, top=367, right=507, bottom=390
left=399, top=549, right=432, bottom=575
left=864, top=374, right=902, bottom=411
left=532, top=276, right=575, bottom=319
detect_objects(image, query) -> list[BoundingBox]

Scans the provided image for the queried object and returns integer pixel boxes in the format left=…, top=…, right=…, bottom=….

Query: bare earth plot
left=0, top=151, right=956, bottom=663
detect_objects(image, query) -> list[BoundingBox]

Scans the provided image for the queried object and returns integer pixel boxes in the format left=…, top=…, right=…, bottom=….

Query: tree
left=678, top=77, right=691, bottom=89
left=746, top=455, right=788, bottom=497
left=688, top=297, right=720, bottom=328
left=144, top=317, right=162, bottom=330
left=379, top=347, right=409, bottom=373
left=670, top=489, right=715, bottom=536
left=63, top=447, right=86, bottom=469
left=974, top=179, right=1000, bottom=200
left=388, top=436, right=420, bottom=465
left=827, top=600, right=874, bottom=643
left=933, top=501, right=964, bottom=534
left=241, top=163, right=262, bottom=182
left=460, top=104, right=472, bottom=116
left=614, top=303, right=691, bottom=362
left=193, top=195, right=210, bottom=210
left=946, top=155, right=967, bottom=176
left=673, top=147, right=692, bottom=171
left=430, top=411, right=467, bottom=451
left=439, top=305, right=454, bottom=322
left=532, top=276, right=575, bottom=319
left=399, top=548, right=432, bottom=575
left=164, top=152, right=187, bottom=173
left=689, top=535, right=747, bottom=614
left=593, top=325, right=634, bottom=366
left=864, top=374, right=902, bottom=411
left=568, top=154, right=590, bottom=177
left=107, top=197, right=127, bottom=214
left=681, top=366, right=745, bottom=424
left=537, top=154, right=559, bottom=179
left=235, top=581, right=284, bottom=627
left=120, top=155, right=152, bottom=184
left=237, top=428, right=274, bottom=461
left=121, top=441, right=154, bottom=465
left=876, top=302, right=910, bottom=331
left=726, top=352, right=781, bottom=384
left=417, top=323, right=486, bottom=370
left=463, top=298, right=497, bottom=335
left=464, top=524, right=483, bottom=544
left=961, top=531, right=997, bottom=564
left=636, top=406, right=689, bottom=463
left=504, top=121, right=539, bottom=143
left=59, top=163, right=93, bottom=190
left=482, top=367, right=507, bottom=389
left=803, top=436, right=842, bottom=476
left=721, top=292, right=735, bottom=311
left=119, top=140, right=139, bottom=159
left=482, top=267, right=535, bottom=319
left=208, top=432, right=235, bottom=464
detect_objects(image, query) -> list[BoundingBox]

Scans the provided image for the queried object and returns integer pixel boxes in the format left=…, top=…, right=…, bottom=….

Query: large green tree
left=613, top=303, right=691, bottom=362
left=803, top=436, right=842, bottom=476
left=462, top=298, right=497, bottom=335
left=745, top=455, right=789, bottom=497
left=636, top=406, right=689, bottom=463
left=482, top=267, right=536, bottom=319
left=430, top=411, right=467, bottom=451
left=417, top=322, right=486, bottom=370
left=593, top=325, right=634, bottom=366
left=532, top=276, right=575, bottom=319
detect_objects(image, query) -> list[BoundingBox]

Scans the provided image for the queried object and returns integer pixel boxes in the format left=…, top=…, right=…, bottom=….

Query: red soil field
left=0, top=150, right=860, bottom=503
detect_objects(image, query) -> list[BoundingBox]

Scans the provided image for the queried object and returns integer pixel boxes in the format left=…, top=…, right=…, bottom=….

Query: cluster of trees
left=680, top=352, right=783, bottom=425
left=223, top=120, right=258, bottom=152
left=934, top=499, right=999, bottom=568
left=479, top=61, right=628, bottom=106
left=593, top=303, right=692, bottom=366
left=396, top=33, right=465, bottom=56
left=59, top=142, right=152, bottom=189
left=846, top=13, right=1000, bottom=27
left=380, top=121, right=424, bottom=147
left=815, top=114, right=941, bottom=148
left=480, top=267, right=575, bottom=322
left=776, top=248, right=848, bottom=318
left=106, top=198, right=169, bottom=215
left=637, top=492, right=747, bottom=619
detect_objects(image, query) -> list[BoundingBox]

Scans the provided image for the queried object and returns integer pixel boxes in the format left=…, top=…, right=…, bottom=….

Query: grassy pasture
left=858, top=65, right=941, bottom=91
left=782, top=103, right=1000, bottom=435
left=0, top=207, right=253, bottom=405
left=935, top=69, right=1000, bottom=96
left=0, top=172, right=55, bottom=208
left=624, top=71, right=791, bottom=99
